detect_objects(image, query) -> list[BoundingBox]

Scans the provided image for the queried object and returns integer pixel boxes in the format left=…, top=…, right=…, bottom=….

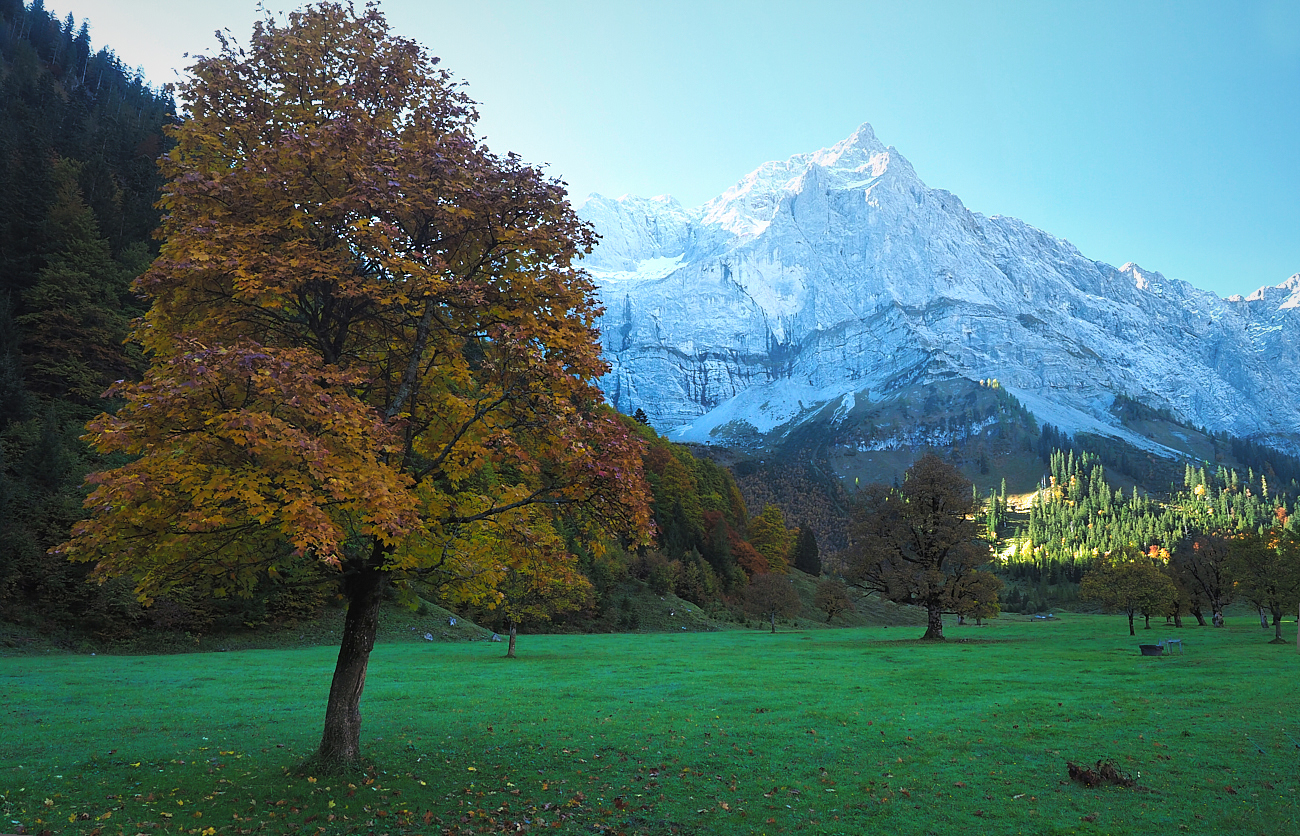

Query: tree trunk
left=317, top=560, right=386, bottom=767
left=1272, top=608, right=1284, bottom=643
left=1259, top=608, right=1269, bottom=629
left=922, top=605, right=944, bottom=640
left=1143, top=613, right=1150, bottom=629
left=1127, top=610, right=1135, bottom=636
left=507, top=620, right=518, bottom=658
left=769, top=612, right=776, bottom=633
left=1191, top=606, right=1206, bottom=626
left=1173, top=611, right=1183, bottom=628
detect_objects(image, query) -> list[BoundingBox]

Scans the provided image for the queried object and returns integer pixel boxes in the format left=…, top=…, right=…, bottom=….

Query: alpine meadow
left=2, top=2, right=1299, bottom=835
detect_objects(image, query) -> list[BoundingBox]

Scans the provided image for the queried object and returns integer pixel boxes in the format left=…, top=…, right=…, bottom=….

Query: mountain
left=578, top=123, right=1300, bottom=460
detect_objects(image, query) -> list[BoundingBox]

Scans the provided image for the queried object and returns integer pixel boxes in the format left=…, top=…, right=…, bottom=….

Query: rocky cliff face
left=579, top=124, right=1300, bottom=454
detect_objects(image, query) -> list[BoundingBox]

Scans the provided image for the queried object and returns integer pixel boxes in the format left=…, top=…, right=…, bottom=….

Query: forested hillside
left=1000, top=442, right=1300, bottom=613
left=0, top=0, right=174, bottom=632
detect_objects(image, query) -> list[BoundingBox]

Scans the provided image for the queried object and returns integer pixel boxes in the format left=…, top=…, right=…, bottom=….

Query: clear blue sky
left=60, top=0, right=1300, bottom=299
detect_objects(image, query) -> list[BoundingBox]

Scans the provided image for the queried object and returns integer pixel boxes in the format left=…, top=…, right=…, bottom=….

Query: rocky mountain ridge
left=578, top=124, right=1300, bottom=457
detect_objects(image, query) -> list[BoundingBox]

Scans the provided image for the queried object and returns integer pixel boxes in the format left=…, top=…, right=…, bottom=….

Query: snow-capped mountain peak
left=578, top=125, right=1300, bottom=455
left=698, top=122, right=915, bottom=238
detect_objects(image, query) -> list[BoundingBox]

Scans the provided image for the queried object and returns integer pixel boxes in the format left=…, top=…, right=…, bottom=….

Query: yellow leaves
left=60, top=2, right=653, bottom=620
left=63, top=341, right=418, bottom=594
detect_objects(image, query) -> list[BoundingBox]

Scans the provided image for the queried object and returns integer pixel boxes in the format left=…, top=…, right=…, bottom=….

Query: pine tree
left=792, top=523, right=820, bottom=576
left=18, top=158, right=138, bottom=403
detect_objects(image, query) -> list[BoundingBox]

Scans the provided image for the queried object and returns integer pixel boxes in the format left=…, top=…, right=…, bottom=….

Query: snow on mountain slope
left=579, top=123, right=1300, bottom=453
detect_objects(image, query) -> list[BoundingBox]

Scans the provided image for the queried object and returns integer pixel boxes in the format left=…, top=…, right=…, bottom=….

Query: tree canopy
left=844, top=454, right=995, bottom=640
left=58, top=2, right=651, bottom=768
left=744, top=572, right=802, bottom=633
left=1080, top=548, right=1177, bottom=636
left=1226, top=528, right=1300, bottom=643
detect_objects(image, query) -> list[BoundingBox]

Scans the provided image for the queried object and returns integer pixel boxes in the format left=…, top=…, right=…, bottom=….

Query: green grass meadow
left=3, top=615, right=1298, bottom=835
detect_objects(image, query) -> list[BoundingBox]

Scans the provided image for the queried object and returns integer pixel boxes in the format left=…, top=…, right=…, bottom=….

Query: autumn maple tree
left=1171, top=533, right=1235, bottom=626
left=1226, top=528, right=1300, bottom=644
left=747, top=504, right=792, bottom=573
left=744, top=572, right=802, bottom=633
left=844, top=454, right=996, bottom=640
left=493, top=511, right=593, bottom=658
left=1080, top=547, right=1177, bottom=636
left=58, top=2, right=651, bottom=768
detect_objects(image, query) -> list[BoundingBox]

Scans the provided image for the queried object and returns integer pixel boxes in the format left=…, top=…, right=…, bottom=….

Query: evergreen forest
left=0, top=0, right=177, bottom=635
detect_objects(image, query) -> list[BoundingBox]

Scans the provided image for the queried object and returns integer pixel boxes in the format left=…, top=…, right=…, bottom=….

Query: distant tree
left=638, top=432, right=748, bottom=564
left=1080, top=548, right=1177, bottom=636
left=495, top=516, right=592, bottom=658
left=701, top=511, right=765, bottom=581
left=674, top=550, right=719, bottom=607
left=703, top=513, right=733, bottom=577
left=633, top=408, right=650, bottom=425
left=745, top=572, right=802, bottom=633
left=813, top=578, right=852, bottom=623
left=732, top=537, right=770, bottom=577
left=844, top=454, right=994, bottom=640
left=1161, top=559, right=1193, bottom=628
left=950, top=569, right=1004, bottom=626
left=19, top=158, right=141, bottom=403
left=791, top=523, right=821, bottom=576
left=747, top=504, right=792, bottom=572
left=0, top=298, right=30, bottom=427
left=1226, top=529, right=1300, bottom=644
left=1171, top=534, right=1235, bottom=626
left=635, top=549, right=678, bottom=596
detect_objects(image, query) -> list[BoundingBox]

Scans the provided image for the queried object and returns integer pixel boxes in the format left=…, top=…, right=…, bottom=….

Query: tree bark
left=507, top=620, right=517, bottom=658
left=1259, top=607, right=1269, bottom=628
left=317, top=560, right=386, bottom=767
left=1173, top=611, right=1183, bottom=628
left=1127, top=610, right=1135, bottom=636
left=769, top=612, right=776, bottom=633
left=1191, top=606, right=1206, bottom=626
left=922, top=605, right=944, bottom=640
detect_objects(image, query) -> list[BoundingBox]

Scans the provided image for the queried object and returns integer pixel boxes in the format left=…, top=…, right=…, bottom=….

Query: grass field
left=2, top=614, right=1298, bottom=835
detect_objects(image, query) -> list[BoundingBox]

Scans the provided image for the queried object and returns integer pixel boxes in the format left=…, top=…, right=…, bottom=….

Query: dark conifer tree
left=792, top=522, right=820, bottom=575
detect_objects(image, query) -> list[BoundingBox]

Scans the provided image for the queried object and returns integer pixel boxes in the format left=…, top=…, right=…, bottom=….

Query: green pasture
left=2, top=615, right=1298, bottom=835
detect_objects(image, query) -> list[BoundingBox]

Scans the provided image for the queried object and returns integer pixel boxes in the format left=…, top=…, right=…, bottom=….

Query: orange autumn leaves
left=58, top=2, right=652, bottom=609
left=70, top=343, right=415, bottom=602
